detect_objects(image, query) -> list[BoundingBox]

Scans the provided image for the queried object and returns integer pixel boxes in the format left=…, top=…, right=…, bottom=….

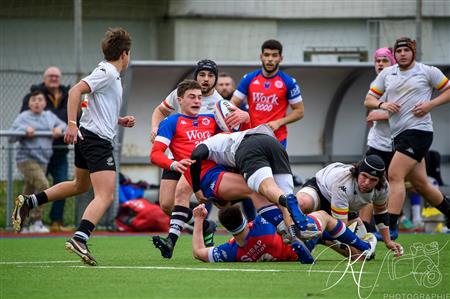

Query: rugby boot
left=12, top=195, right=31, bottom=232
left=65, top=238, right=97, bottom=266
left=152, top=236, right=174, bottom=259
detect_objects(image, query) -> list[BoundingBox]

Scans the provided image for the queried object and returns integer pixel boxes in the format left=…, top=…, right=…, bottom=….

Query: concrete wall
left=170, top=18, right=449, bottom=63
left=168, top=0, right=450, bottom=18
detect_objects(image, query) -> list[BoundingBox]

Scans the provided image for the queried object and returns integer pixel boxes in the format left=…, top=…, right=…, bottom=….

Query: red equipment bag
left=115, top=198, right=169, bottom=232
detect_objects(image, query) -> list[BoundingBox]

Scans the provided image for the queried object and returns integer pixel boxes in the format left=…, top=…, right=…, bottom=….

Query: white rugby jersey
left=80, top=61, right=122, bottom=142
left=369, top=62, right=449, bottom=137
left=200, top=124, right=275, bottom=167
left=162, top=88, right=223, bottom=114
left=315, top=162, right=389, bottom=220
left=367, top=110, right=392, bottom=152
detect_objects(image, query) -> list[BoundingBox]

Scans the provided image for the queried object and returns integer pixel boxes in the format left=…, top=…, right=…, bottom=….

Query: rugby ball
left=214, top=100, right=241, bottom=132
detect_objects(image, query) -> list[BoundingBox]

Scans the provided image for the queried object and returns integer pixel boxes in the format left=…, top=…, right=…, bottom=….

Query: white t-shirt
left=367, top=110, right=392, bottom=152
left=162, top=88, right=223, bottom=114
left=80, top=61, right=122, bottom=142
left=200, top=125, right=275, bottom=168
left=368, top=62, right=450, bottom=137
left=315, top=162, right=389, bottom=220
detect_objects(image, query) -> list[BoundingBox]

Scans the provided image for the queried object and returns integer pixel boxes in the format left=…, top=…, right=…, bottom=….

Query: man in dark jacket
left=20, top=66, right=72, bottom=232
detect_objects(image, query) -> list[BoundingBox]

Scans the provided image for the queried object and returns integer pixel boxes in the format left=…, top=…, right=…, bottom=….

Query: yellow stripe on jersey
left=370, top=86, right=384, bottom=97
left=331, top=205, right=349, bottom=214
left=436, top=78, right=449, bottom=91
left=332, top=212, right=348, bottom=220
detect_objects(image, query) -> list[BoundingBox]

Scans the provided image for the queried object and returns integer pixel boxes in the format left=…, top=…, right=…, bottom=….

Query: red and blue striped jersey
left=208, top=216, right=299, bottom=262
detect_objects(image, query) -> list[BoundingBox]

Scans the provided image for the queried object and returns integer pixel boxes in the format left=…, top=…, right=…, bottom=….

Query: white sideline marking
left=77, top=266, right=372, bottom=274
left=4, top=263, right=439, bottom=276
left=6, top=263, right=371, bottom=274
left=0, top=260, right=79, bottom=265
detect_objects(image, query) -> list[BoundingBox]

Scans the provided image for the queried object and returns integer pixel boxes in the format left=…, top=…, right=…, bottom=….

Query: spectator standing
left=10, top=91, right=66, bottom=233
left=20, top=66, right=71, bottom=232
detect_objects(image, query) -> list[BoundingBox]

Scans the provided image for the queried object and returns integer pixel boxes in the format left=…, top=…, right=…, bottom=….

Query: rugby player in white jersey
left=13, top=28, right=135, bottom=266
left=364, top=36, right=450, bottom=238
left=295, top=155, right=404, bottom=256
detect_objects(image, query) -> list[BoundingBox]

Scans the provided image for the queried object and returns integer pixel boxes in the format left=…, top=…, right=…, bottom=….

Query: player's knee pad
left=247, top=167, right=273, bottom=193
left=273, top=174, right=294, bottom=194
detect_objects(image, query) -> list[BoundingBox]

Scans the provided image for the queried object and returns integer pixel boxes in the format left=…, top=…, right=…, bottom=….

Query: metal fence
left=0, top=130, right=119, bottom=231
left=0, top=70, right=77, bottom=131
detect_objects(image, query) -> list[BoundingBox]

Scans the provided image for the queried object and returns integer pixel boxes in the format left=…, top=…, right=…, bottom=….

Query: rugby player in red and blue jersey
left=192, top=204, right=377, bottom=264
left=227, top=39, right=304, bottom=148
left=151, top=79, right=221, bottom=258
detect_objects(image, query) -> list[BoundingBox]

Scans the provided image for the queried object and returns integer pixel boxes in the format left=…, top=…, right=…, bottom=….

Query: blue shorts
left=280, top=138, right=287, bottom=149
left=200, top=164, right=228, bottom=198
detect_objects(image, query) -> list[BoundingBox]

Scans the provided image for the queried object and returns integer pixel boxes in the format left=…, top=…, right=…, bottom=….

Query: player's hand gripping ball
left=214, top=100, right=241, bottom=132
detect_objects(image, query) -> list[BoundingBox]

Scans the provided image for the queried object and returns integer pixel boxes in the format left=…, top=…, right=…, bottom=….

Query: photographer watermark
left=309, top=240, right=449, bottom=299
left=383, top=293, right=449, bottom=299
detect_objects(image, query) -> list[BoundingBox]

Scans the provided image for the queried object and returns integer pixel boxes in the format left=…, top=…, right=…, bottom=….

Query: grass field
left=1, top=233, right=449, bottom=299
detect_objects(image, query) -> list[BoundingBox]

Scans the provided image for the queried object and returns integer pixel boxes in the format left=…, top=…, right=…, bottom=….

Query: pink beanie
left=374, top=47, right=396, bottom=65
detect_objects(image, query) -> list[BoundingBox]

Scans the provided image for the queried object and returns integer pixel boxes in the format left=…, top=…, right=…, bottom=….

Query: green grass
left=1, top=234, right=449, bottom=299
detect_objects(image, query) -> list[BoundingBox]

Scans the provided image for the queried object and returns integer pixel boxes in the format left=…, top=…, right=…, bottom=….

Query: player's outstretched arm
left=192, top=204, right=210, bottom=262
left=373, top=203, right=404, bottom=257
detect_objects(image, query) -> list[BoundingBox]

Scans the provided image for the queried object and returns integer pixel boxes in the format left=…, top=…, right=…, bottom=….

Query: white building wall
left=432, top=20, right=450, bottom=64
left=278, top=19, right=368, bottom=62
left=169, top=0, right=449, bottom=18
left=174, top=19, right=277, bottom=61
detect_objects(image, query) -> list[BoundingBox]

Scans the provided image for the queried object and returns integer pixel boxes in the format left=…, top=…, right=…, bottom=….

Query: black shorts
left=365, top=147, right=394, bottom=170
left=161, top=169, right=181, bottom=181
left=393, top=129, right=433, bottom=162
left=235, top=134, right=292, bottom=180
left=74, top=127, right=116, bottom=173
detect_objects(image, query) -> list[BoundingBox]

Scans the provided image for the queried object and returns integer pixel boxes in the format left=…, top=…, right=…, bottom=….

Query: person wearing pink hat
left=366, top=47, right=396, bottom=170
left=360, top=48, right=397, bottom=234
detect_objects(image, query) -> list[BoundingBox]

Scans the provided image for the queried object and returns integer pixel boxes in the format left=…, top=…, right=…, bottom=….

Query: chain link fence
left=0, top=70, right=77, bottom=131
left=0, top=139, right=120, bottom=231
left=0, top=69, right=119, bottom=231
